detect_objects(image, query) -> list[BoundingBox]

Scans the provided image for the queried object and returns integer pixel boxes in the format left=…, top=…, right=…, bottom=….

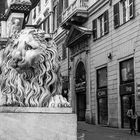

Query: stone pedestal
left=0, top=107, right=77, bottom=140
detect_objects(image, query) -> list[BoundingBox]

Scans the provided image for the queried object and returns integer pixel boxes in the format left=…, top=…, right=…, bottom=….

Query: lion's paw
left=48, top=95, right=70, bottom=108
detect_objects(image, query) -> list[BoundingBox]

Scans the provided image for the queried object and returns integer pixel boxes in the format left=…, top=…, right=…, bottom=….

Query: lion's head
left=0, top=28, right=62, bottom=107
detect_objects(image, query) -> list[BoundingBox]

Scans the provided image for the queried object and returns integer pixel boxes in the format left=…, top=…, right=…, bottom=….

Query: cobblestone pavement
left=77, top=121, right=140, bottom=140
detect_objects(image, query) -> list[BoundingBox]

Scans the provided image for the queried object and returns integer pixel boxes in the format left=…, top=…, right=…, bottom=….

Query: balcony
left=61, top=0, right=88, bottom=29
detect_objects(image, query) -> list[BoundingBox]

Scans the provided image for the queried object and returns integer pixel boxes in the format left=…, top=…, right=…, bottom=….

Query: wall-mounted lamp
left=68, top=66, right=71, bottom=71
left=107, top=52, right=112, bottom=60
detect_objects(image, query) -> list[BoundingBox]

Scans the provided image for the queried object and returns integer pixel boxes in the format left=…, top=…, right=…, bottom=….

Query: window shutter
left=129, top=0, right=134, bottom=19
left=104, top=10, right=109, bottom=34
left=114, top=2, right=120, bottom=28
left=92, top=19, right=97, bottom=41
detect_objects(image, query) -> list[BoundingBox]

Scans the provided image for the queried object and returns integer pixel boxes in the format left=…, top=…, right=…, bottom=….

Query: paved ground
left=77, top=121, right=140, bottom=140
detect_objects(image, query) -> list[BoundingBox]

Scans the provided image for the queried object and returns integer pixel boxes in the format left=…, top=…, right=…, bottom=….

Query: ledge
left=0, top=107, right=73, bottom=114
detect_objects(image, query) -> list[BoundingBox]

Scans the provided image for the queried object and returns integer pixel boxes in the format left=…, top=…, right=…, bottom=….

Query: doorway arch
left=75, top=61, right=86, bottom=121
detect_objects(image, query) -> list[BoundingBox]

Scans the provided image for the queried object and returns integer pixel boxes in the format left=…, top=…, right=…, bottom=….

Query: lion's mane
left=0, top=28, right=62, bottom=107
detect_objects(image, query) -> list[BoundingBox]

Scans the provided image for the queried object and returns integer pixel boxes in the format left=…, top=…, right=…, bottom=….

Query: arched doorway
left=75, top=61, right=86, bottom=121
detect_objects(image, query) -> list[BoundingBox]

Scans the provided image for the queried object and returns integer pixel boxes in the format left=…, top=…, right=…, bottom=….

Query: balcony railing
left=62, top=0, right=88, bottom=25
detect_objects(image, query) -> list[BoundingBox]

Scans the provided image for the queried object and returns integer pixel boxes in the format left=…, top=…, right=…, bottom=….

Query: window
left=114, top=2, right=120, bottom=28
left=97, top=67, right=107, bottom=89
left=57, top=0, right=68, bottom=27
left=122, top=0, right=134, bottom=22
left=120, top=58, right=134, bottom=84
left=62, top=44, right=67, bottom=60
left=114, top=0, right=135, bottom=28
left=92, top=10, right=109, bottom=41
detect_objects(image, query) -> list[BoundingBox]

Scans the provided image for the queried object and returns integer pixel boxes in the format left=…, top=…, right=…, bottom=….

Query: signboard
left=120, top=82, right=134, bottom=95
left=97, top=88, right=107, bottom=98
left=75, top=81, right=86, bottom=92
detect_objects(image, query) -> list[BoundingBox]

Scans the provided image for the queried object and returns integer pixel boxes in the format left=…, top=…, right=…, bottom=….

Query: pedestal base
left=0, top=107, right=77, bottom=140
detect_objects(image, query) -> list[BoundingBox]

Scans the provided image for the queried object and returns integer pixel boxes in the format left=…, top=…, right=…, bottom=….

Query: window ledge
left=114, top=17, right=135, bottom=29
left=93, top=32, right=109, bottom=42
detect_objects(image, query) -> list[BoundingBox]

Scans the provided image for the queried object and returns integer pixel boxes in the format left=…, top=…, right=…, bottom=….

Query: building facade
left=14, top=0, right=140, bottom=128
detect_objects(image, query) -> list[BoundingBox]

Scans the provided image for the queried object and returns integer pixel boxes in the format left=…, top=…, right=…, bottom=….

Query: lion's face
left=9, top=33, right=43, bottom=72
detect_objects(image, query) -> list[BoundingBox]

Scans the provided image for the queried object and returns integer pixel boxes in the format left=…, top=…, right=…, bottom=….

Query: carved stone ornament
left=0, top=28, right=70, bottom=107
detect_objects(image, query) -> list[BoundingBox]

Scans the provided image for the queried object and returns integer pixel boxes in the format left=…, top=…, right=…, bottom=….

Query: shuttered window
left=92, top=19, right=97, bottom=41
left=114, top=2, right=120, bottom=28
left=104, top=10, right=109, bottom=34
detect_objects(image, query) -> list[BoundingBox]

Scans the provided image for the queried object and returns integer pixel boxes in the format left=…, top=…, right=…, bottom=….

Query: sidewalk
left=77, top=121, right=140, bottom=140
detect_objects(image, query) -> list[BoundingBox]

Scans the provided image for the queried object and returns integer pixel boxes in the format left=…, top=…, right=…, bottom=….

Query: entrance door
left=121, top=94, right=135, bottom=128
left=75, top=61, right=86, bottom=121
left=77, top=93, right=86, bottom=121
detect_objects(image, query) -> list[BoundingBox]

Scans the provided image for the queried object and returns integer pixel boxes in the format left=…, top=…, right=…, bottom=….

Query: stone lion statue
left=0, top=28, right=70, bottom=107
